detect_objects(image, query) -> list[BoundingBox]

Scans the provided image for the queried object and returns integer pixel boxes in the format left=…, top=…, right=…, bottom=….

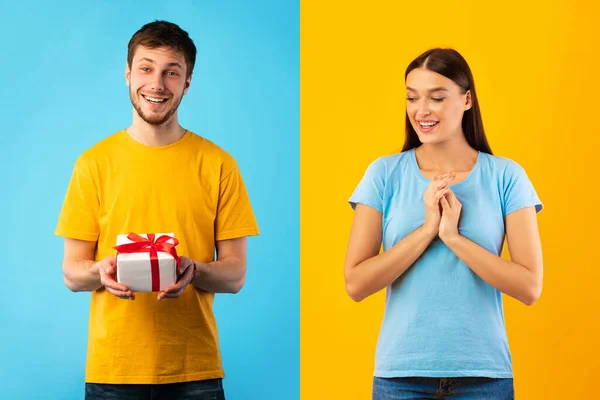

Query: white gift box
left=115, top=233, right=179, bottom=292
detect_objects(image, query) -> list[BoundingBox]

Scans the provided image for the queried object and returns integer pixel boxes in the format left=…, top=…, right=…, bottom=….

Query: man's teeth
left=144, top=95, right=167, bottom=103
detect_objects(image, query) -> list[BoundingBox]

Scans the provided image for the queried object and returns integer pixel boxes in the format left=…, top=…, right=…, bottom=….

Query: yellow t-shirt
left=55, top=130, right=259, bottom=384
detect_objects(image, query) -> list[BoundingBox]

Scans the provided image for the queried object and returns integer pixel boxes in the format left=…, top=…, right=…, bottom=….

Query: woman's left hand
left=439, top=189, right=462, bottom=241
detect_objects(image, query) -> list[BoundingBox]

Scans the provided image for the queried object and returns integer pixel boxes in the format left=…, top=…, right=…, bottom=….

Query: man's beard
left=130, top=88, right=183, bottom=126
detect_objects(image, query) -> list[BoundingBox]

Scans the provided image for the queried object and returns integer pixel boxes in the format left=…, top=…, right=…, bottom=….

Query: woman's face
left=405, top=67, right=471, bottom=145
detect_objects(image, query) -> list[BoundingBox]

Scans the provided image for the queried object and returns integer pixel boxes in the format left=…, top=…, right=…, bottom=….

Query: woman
left=344, top=48, right=543, bottom=400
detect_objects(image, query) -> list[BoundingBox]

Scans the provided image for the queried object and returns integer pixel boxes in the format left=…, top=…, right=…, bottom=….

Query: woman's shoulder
left=478, top=152, right=533, bottom=185
left=369, top=149, right=414, bottom=169
left=479, top=152, right=526, bottom=172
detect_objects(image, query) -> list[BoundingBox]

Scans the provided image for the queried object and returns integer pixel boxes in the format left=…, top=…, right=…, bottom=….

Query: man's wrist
left=190, top=260, right=209, bottom=285
left=88, top=260, right=101, bottom=276
left=191, top=260, right=198, bottom=281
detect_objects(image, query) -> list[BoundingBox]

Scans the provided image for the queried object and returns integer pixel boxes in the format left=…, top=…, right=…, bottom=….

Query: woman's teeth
left=419, top=121, right=438, bottom=128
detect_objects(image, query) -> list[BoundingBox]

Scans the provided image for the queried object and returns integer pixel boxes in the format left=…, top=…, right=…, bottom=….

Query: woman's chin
left=416, top=133, right=442, bottom=144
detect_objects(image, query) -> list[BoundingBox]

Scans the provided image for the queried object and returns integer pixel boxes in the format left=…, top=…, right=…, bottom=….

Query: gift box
left=113, top=232, right=181, bottom=292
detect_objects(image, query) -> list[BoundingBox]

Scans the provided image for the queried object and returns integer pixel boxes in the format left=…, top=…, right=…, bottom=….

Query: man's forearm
left=63, top=259, right=102, bottom=292
left=191, top=257, right=246, bottom=294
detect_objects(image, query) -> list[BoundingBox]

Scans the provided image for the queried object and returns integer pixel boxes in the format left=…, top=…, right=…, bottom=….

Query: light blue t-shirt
left=349, top=148, right=543, bottom=378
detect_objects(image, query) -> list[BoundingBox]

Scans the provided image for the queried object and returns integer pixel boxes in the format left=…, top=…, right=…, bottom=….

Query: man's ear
left=183, top=74, right=192, bottom=95
left=125, top=62, right=131, bottom=87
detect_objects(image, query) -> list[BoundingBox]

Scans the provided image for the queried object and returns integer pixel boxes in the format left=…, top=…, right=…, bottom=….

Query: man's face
left=125, top=46, right=191, bottom=126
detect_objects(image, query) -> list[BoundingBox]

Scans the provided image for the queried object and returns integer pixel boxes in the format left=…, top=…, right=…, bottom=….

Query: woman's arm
left=344, top=204, right=438, bottom=302
left=440, top=191, right=543, bottom=305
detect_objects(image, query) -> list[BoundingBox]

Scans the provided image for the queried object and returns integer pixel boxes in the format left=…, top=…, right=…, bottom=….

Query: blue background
left=0, top=1, right=299, bottom=399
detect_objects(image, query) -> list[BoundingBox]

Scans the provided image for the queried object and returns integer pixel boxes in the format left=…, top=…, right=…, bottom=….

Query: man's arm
left=62, top=237, right=134, bottom=299
left=62, top=238, right=102, bottom=292
left=191, top=237, right=247, bottom=294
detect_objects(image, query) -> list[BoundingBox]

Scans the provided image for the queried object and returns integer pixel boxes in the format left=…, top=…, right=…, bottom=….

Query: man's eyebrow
left=137, top=58, right=184, bottom=69
left=166, top=62, right=184, bottom=69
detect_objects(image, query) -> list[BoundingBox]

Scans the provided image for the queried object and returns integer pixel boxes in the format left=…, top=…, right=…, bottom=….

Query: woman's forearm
left=345, top=225, right=438, bottom=302
left=441, top=234, right=542, bottom=305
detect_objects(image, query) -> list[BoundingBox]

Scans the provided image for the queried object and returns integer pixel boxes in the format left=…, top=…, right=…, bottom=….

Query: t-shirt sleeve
left=503, top=160, right=543, bottom=217
left=55, top=156, right=100, bottom=242
left=348, top=158, right=386, bottom=213
left=215, top=161, right=260, bottom=241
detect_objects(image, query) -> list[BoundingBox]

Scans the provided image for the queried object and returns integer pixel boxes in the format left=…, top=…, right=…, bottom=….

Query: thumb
left=104, top=256, right=117, bottom=274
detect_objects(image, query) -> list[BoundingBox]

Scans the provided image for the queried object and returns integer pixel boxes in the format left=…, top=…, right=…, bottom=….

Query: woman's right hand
left=423, top=173, right=455, bottom=234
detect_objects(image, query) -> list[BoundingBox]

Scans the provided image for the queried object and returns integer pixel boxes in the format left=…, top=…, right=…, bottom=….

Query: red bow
left=114, top=233, right=180, bottom=292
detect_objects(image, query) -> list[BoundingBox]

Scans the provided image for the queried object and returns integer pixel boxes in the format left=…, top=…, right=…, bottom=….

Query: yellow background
left=301, top=1, right=599, bottom=399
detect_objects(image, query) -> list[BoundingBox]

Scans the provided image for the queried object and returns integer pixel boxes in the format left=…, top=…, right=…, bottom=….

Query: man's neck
left=126, top=114, right=186, bottom=147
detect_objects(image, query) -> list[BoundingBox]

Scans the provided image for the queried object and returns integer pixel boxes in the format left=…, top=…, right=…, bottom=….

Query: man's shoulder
left=187, top=132, right=239, bottom=168
left=73, top=131, right=123, bottom=166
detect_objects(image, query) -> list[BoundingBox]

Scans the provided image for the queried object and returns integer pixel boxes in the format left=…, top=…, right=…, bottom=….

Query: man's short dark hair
left=128, top=20, right=197, bottom=78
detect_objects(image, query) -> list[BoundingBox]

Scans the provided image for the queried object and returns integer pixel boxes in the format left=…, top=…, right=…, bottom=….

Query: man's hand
left=157, top=256, right=196, bottom=301
left=97, top=256, right=135, bottom=300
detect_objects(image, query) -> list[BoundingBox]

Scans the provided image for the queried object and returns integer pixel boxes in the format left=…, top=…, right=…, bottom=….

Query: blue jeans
left=84, top=378, right=225, bottom=400
left=373, top=376, right=514, bottom=400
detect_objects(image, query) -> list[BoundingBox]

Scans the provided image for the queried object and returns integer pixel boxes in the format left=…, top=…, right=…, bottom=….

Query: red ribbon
left=113, top=233, right=180, bottom=292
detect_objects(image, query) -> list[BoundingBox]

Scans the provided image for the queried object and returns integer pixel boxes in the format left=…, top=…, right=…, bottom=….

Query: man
left=55, top=20, right=259, bottom=400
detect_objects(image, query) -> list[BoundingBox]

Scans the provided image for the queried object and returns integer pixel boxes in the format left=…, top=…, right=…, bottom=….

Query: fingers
left=440, top=195, right=450, bottom=210
left=98, top=263, right=125, bottom=289
left=99, top=256, right=118, bottom=276
left=434, top=171, right=453, bottom=179
left=99, top=265, right=135, bottom=300
left=432, top=174, right=455, bottom=190
left=157, top=266, right=194, bottom=301
left=435, top=180, right=453, bottom=191
left=433, top=175, right=454, bottom=183
left=103, top=256, right=117, bottom=266
left=178, top=257, right=195, bottom=275
left=157, top=288, right=184, bottom=301
left=157, top=284, right=185, bottom=301
left=99, top=256, right=117, bottom=273
left=434, top=172, right=455, bottom=181
left=434, top=188, right=450, bottom=202
left=445, top=189, right=461, bottom=208
left=439, top=189, right=461, bottom=213
left=106, top=287, right=135, bottom=300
